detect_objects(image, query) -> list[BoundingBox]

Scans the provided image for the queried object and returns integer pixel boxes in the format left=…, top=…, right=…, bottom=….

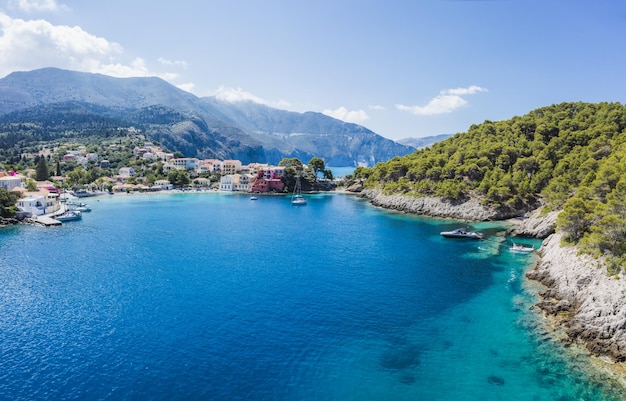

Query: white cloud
left=369, top=104, right=386, bottom=110
left=0, top=12, right=186, bottom=86
left=396, top=85, right=487, bottom=116
left=177, top=82, right=196, bottom=93
left=213, top=86, right=291, bottom=108
left=9, top=0, right=68, bottom=13
left=158, top=57, right=188, bottom=69
left=214, top=86, right=266, bottom=104
left=322, top=106, right=370, bottom=124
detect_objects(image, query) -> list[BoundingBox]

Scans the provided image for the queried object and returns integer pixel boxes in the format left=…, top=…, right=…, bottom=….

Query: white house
left=16, top=191, right=61, bottom=216
left=0, top=174, right=24, bottom=192
left=172, top=158, right=200, bottom=171
left=16, top=195, right=47, bottom=216
left=153, top=179, right=173, bottom=190
left=219, top=175, right=235, bottom=191
left=119, top=167, right=135, bottom=176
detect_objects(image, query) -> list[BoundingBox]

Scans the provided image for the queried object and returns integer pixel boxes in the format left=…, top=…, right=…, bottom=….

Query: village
left=0, top=138, right=338, bottom=225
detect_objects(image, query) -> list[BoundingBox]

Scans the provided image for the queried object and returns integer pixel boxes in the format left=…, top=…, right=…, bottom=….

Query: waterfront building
left=222, top=160, right=242, bottom=175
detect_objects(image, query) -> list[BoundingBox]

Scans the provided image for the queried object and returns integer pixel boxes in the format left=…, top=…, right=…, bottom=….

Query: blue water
left=0, top=193, right=623, bottom=400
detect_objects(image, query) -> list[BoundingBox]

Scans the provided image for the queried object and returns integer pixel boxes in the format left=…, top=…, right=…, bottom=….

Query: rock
left=508, top=207, right=558, bottom=239
left=528, top=233, right=626, bottom=363
left=360, top=189, right=504, bottom=221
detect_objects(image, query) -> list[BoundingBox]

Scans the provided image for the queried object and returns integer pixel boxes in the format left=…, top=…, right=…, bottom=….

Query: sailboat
left=291, top=175, right=307, bottom=205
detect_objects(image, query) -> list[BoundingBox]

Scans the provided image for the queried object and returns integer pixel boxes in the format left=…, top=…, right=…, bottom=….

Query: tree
left=168, top=169, right=190, bottom=188
left=35, top=157, right=49, bottom=181
left=0, top=188, right=18, bottom=217
left=308, top=157, right=325, bottom=177
left=278, top=158, right=303, bottom=171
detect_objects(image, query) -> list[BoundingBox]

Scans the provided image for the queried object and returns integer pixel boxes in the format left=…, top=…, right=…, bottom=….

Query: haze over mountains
left=0, top=68, right=437, bottom=166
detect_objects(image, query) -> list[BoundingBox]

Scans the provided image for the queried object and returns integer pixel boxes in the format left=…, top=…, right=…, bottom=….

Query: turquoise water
left=0, top=192, right=623, bottom=400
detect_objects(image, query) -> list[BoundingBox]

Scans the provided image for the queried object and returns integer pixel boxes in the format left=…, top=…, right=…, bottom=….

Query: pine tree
left=35, top=157, right=49, bottom=181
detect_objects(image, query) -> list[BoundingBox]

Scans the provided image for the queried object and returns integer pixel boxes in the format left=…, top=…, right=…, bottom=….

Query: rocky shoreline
left=527, top=234, right=626, bottom=363
left=357, top=187, right=626, bottom=365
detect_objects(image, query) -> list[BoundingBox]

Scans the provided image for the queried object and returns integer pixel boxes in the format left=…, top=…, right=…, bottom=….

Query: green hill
left=359, top=102, right=626, bottom=270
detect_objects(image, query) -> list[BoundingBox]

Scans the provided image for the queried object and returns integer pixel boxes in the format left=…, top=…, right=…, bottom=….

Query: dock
left=33, top=215, right=62, bottom=226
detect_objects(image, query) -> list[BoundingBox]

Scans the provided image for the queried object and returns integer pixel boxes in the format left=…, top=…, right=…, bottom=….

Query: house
left=119, top=167, right=135, bottom=176
left=250, top=178, right=285, bottom=193
left=192, top=177, right=210, bottom=188
left=172, top=158, right=199, bottom=171
left=219, top=175, right=235, bottom=191
left=153, top=180, right=173, bottom=190
left=16, top=195, right=47, bottom=216
left=220, top=174, right=253, bottom=192
left=222, top=160, right=242, bottom=175
left=16, top=190, right=61, bottom=216
left=199, top=159, right=222, bottom=174
left=0, top=174, right=24, bottom=192
left=256, top=166, right=285, bottom=180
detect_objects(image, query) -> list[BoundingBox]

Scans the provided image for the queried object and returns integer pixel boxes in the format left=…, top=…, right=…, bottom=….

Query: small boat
left=509, top=243, right=535, bottom=253
left=440, top=227, right=484, bottom=239
left=291, top=194, right=307, bottom=205
left=68, top=202, right=91, bottom=212
left=250, top=196, right=258, bottom=201
left=291, top=175, right=307, bottom=205
left=56, top=210, right=82, bottom=222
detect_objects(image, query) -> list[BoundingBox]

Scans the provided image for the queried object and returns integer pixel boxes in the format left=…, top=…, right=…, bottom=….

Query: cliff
left=360, top=188, right=529, bottom=221
left=359, top=189, right=626, bottom=363
left=527, top=234, right=626, bottom=363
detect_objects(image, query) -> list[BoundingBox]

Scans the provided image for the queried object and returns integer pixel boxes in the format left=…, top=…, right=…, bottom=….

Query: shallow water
left=0, top=192, right=622, bottom=400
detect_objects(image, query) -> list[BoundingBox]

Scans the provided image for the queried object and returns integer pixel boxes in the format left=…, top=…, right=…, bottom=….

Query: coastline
left=357, top=187, right=626, bottom=379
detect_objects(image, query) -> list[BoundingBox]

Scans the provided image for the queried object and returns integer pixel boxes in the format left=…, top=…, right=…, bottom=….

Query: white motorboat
left=509, top=243, right=535, bottom=253
left=440, top=227, right=484, bottom=239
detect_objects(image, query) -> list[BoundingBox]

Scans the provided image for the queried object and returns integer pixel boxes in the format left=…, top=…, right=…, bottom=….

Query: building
left=16, top=190, right=61, bottom=216
left=0, top=174, right=24, bottom=192
left=172, top=158, right=200, bottom=171
left=250, top=178, right=284, bottom=193
left=219, top=175, right=235, bottom=191
left=222, top=160, right=242, bottom=175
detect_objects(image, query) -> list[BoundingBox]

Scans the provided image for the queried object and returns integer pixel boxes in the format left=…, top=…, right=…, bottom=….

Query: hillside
left=358, top=102, right=626, bottom=267
left=0, top=68, right=414, bottom=166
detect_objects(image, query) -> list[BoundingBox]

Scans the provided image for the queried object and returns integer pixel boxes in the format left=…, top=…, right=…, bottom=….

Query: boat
left=291, top=175, right=307, bottom=205
left=509, top=243, right=535, bottom=253
left=67, top=201, right=91, bottom=212
left=55, top=210, right=82, bottom=222
left=440, top=227, right=484, bottom=239
left=70, top=189, right=99, bottom=198
left=250, top=196, right=258, bottom=200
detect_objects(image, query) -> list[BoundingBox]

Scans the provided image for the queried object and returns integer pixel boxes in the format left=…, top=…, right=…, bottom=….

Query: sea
left=0, top=192, right=624, bottom=400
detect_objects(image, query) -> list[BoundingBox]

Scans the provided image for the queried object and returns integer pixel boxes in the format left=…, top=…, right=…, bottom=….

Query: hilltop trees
left=362, top=102, right=626, bottom=271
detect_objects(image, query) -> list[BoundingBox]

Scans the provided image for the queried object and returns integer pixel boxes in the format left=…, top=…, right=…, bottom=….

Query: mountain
left=0, top=68, right=414, bottom=166
left=397, top=134, right=453, bottom=149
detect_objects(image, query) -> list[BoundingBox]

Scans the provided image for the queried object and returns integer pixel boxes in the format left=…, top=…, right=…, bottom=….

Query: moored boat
left=291, top=175, right=307, bottom=205
left=55, top=210, right=82, bottom=222
left=509, top=243, right=535, bottom=253
left=440, top=227, right=484, bottom=239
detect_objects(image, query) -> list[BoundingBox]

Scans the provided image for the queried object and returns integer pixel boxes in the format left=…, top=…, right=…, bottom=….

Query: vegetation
left=361, top=102, right=626, bottom=271
left=0, top=188, right=18, bottom=217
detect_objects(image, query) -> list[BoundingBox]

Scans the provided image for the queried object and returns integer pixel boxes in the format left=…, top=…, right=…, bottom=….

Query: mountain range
left=0, top=68, right=430, bottom=166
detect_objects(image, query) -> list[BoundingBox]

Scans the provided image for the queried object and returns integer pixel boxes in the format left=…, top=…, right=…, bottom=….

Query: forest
left=356, top=102, right=626, bottom=271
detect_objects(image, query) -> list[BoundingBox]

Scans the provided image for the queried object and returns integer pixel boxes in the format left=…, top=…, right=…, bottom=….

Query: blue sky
left=0, top=1, right=625, bottom=141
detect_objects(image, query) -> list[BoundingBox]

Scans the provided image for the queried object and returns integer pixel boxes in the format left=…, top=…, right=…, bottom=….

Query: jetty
left=33, top=215, right=62, bottom=226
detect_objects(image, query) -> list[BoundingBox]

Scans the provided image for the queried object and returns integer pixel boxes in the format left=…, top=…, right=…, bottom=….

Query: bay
left=0, top=192, right=622, bottom=400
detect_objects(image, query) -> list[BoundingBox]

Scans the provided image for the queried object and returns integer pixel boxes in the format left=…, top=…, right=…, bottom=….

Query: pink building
left=250, top=178, right=284, bottom=193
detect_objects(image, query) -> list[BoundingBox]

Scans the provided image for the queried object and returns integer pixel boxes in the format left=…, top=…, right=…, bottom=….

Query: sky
left=0, top=0, right=625, bottom=141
